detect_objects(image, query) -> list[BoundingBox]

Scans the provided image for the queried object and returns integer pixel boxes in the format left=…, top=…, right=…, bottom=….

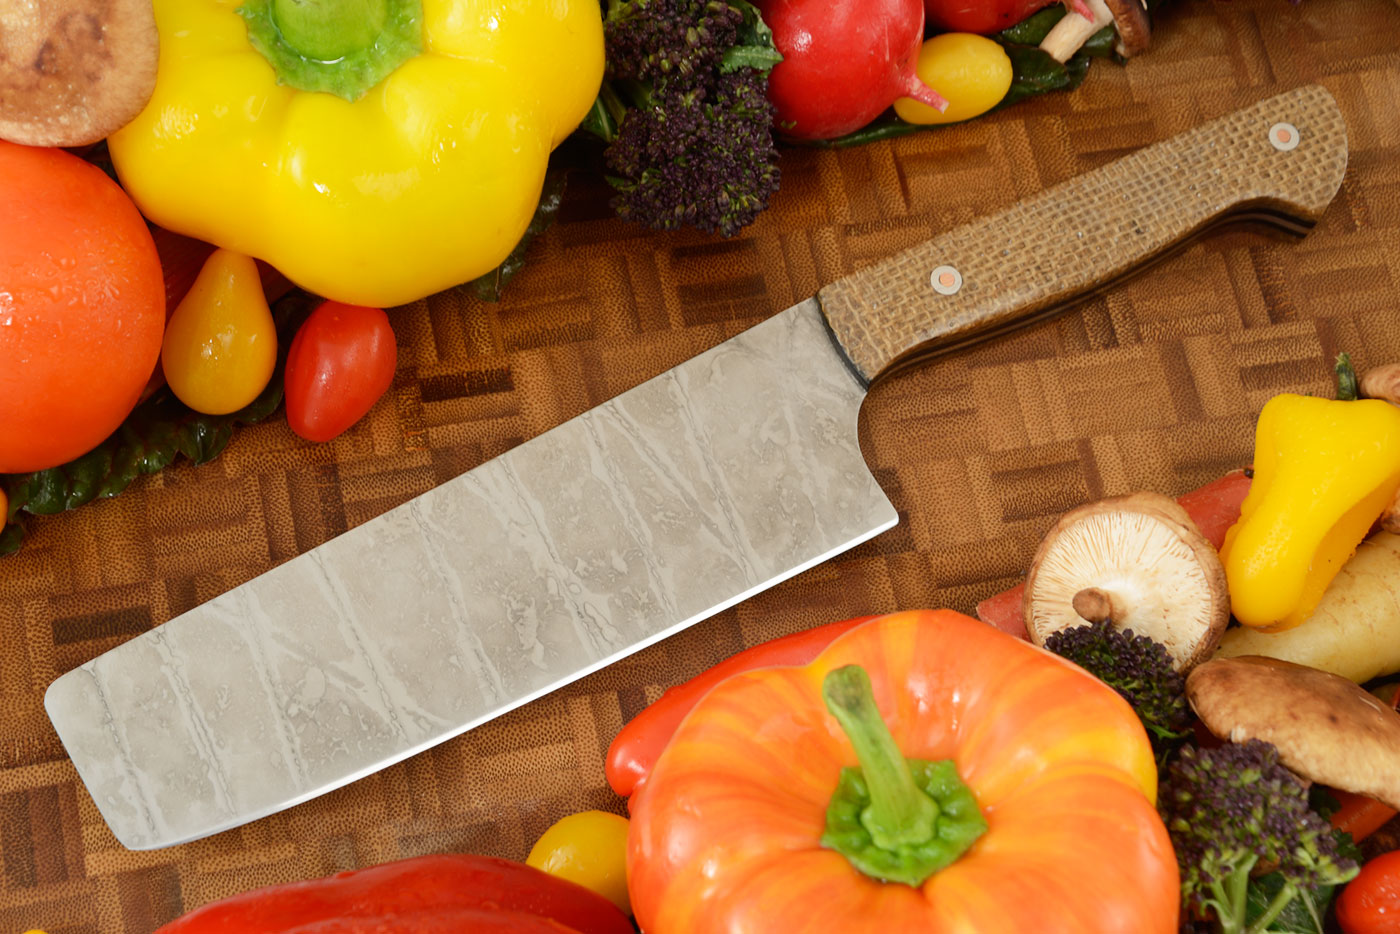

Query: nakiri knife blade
left=46, top=85, right=1347, bottom=850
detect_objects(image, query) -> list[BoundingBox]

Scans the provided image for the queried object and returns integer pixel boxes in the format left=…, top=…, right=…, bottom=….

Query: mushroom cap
left=1023, top=491, right=1229, bottom=671
left=1187, top=656, right=1400, bottom=810
left=1104, top=0, right=1151, bottom=57
left=0, top=0, right=158, bottom=147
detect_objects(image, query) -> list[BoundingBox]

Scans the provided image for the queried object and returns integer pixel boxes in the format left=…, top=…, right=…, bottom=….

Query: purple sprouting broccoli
left=595, top=0, right=782, bottom=237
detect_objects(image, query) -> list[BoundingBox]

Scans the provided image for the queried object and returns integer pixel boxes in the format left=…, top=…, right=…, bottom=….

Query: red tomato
left=1338, top=850, right=1400, bottom=934
left=284, top=301, right=397, bottom=443
left=0, top=142, right=165, bottom=472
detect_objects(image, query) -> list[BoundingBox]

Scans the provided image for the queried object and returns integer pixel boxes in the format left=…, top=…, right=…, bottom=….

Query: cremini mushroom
left=1023, top=491, right=1229, bottom=672
left=1187, top=656, right=1400, bottom=810
left=1039, top=0, right=1151, bottom=64
left=0, top=0, right=158, bottom=146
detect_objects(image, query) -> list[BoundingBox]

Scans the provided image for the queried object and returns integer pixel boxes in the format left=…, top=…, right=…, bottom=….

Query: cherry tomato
left=284, top=301, right=397, bottom=442
left=0, top=142, right=164, bottom=473
left=527, top=810, right=631, bottom=915
left=1338, top=850, right=1400, bottom=934
left=161, top=249, right=277, bottom=415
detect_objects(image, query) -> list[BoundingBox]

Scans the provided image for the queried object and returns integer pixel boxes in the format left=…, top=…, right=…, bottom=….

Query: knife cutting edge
left=45, top=85, right=1348, bottom=850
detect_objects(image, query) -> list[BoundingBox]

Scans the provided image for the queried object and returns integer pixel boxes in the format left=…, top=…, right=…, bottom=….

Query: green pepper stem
left=238, top=0, right=421, bottom=102
left=1336, top=352, right=1360, bottom=401
left=822, top=666, right=938, bottom=850
left=273, top=0, right=388, bottom=62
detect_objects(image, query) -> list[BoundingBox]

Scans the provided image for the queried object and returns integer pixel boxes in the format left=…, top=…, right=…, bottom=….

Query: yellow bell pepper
left=108, top=0, right=603, bottom=309
left=1221, top=393, right=1400, bottom=631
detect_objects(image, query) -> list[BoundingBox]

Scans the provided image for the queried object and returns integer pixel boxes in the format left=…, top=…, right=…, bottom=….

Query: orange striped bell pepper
left=627, top=610, right=1179, bottom=933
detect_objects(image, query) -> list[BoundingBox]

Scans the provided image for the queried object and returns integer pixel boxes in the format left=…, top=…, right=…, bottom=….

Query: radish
left=924, top=0, right=1096, bottom=35
left=758, top=0, right=948, bottom=141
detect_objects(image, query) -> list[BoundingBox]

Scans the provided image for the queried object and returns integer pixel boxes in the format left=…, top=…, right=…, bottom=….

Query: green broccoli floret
left=1159, top=740, right=1358, bottom=934
left=1043, top=622, right=1190, bottom=756
left=597, top=0, right=781, bottom=236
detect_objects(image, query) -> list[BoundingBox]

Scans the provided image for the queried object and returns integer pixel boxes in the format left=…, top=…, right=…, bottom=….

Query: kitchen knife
left=46, top=85, right=1347, bottom=850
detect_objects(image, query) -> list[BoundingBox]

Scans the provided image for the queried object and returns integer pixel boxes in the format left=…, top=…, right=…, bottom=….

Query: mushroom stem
left=1039, top=0, right=1114, bottom=64
left=1072, top=587, right=1123, bottom=624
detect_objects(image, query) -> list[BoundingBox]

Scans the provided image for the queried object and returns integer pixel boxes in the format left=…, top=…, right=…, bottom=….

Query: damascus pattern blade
left=45, top=299, right=896, bottom=849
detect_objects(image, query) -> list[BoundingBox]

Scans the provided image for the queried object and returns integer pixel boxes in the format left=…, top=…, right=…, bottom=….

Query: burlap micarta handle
left=819, top=85, right=1348, bottom=383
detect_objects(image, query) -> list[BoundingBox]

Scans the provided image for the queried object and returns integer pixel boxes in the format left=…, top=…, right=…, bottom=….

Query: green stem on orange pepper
left=820, top=665, right=987, bottom=887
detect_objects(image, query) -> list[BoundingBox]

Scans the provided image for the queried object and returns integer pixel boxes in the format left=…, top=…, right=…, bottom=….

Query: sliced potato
left=1217, top=532, right=1400, bottom=683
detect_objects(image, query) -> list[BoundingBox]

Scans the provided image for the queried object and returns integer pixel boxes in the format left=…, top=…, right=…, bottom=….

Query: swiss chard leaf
left=0, top=290, right=320, bottom=556
left=721, top=0, right=783, bottom=75
left=467, top=162, right=572, bottom=302
left=1244, top=872, right=1331, bottom=933
left=579, top=82, right=628, bottom=144
left=1242, top=830, right=1361, bottom=933
left=999, top=5, right=1069, bottom=44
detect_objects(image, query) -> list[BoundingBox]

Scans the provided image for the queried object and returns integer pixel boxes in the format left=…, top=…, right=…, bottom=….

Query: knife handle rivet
left=930, top=265, right=962, bottom=295
left=1269, top=122, right=1300, bottom=152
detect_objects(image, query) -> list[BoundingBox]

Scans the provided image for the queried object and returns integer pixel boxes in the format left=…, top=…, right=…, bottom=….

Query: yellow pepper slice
left=108, top=0, right=603, bottom=308
left=1221, top=393, right=1400, bottom=631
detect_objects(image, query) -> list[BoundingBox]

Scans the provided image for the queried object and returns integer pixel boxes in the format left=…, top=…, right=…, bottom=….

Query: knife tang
left=818, top=84, right=1348, bottom=383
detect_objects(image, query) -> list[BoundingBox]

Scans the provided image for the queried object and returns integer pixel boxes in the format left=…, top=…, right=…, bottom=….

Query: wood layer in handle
left=818, top=85, right=1349, bottom=384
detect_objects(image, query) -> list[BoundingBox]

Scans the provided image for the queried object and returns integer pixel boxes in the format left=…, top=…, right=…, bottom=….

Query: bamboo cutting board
left=2, top=0, right=1399, bottom=929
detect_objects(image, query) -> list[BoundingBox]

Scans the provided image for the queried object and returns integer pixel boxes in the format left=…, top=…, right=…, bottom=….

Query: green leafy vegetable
left=468, top=162, right=573, bottom=302
left=0, top=290, right=320, bottom=556
left=1242, top=831, right=1362, bottom=933
left=720, top=0, right=783, bottom=73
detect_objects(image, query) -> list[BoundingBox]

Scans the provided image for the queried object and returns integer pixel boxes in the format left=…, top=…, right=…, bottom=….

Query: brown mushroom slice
left=0, top=0, right=158, bottom=147
left=1040, top=0, right=1151, bottom=64
left=1023, top=491, right=1229, bottom=671
left=1188, top=656, right=1400, bottom=810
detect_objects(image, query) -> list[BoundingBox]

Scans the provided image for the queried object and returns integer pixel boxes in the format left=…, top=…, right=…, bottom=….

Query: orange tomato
left=0, top=142, right=165, bottom=473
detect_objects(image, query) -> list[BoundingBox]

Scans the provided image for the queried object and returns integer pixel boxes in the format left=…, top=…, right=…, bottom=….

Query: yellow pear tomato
left=527, top=810, right=631, bottom=915
left=161, top=249, right=277, bottom=415
left=895, top=33, right=1014, bottom=125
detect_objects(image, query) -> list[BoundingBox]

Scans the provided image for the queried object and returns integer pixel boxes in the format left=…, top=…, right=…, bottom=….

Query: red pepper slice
left=605, top=615, right=879, bottom=798
left=154, top=855, right=632, bottom=934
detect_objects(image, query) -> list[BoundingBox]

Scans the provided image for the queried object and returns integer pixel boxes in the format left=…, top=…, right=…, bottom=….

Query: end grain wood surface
left=2, top=0, right=1399, bottom=929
